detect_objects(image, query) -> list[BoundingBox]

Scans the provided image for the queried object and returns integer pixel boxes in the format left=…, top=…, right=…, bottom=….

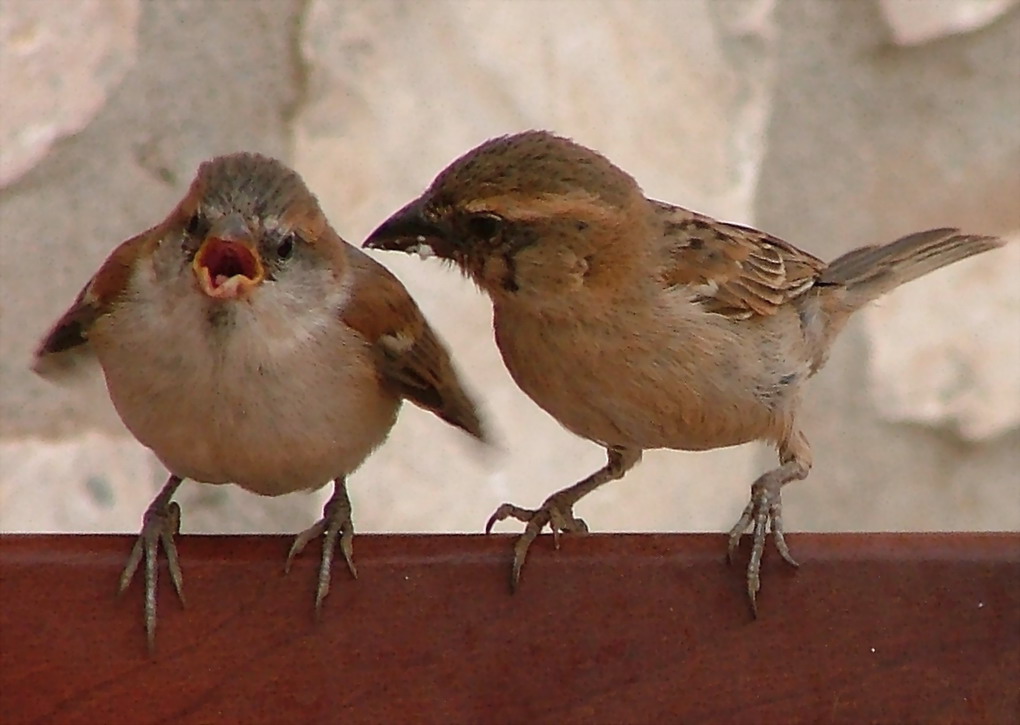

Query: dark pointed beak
left=363, top=198, right=449, bottom=258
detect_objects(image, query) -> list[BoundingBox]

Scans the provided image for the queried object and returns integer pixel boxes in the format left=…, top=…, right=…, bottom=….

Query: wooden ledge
left=1, top=533, right=1018, bottom=723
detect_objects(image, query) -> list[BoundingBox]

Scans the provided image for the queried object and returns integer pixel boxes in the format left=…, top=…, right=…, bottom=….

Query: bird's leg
left=485, top=446, right=642, bottom=591
left=285, top=477, right=356, bottom=615
left=727, top=430, right=812, bottom=617
left=118, top=474, right=185, bottom=654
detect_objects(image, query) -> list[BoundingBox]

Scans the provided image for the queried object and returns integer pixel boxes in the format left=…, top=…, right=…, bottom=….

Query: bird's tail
left=818, top=228, right=1004, bottom=311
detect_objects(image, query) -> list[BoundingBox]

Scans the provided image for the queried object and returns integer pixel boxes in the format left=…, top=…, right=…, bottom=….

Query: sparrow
left=363, top=130, right=1005, bottom=614
left=33, top=152, right=486, bottom=651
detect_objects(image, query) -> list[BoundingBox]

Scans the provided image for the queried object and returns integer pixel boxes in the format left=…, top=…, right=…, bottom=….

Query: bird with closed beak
left=34, top=152, right=486, bottom=651
left=364, top=130, right=1005, bottom=614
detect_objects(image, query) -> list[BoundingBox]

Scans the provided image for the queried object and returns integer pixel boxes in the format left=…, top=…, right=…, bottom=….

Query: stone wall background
left=1, top=0, right=1017, bottom=538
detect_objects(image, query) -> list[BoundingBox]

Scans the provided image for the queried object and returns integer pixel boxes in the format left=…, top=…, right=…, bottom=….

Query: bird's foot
left=484, top=492, right=588, bottom=592
left=118, top=492, right=185, bottom=654
left=726, top=482, right=798, bottom=617
left=285, top=481, right=356, bottom=615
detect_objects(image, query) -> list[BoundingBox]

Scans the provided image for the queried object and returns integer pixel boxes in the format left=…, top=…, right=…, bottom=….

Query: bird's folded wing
left=342, top=249, right=487, bottom=442
left=33, top=228, right=157, bottom=376
left=655, top=202, right=825, bottom=320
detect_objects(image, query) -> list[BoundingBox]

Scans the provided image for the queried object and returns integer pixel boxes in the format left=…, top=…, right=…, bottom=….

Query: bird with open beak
left=363, top=130, right=1005, bottom=614
left=34, top=152, right=486, bottom=652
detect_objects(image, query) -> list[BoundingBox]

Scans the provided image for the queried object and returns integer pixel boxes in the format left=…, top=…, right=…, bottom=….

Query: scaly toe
left=726, top=500, right=756, bottom=565
left=485, top=502, right=539, bottom=533
left=314, top=527, right=336, bottom=615
left=548, top=505, right=587, bottom=535
left=769, top=502, right=799, bottom=568
left=285, top=520, right=326, bottom=573
left=162, top=531, right=185, bottom=605
left=509, top=524, right=543, bottom=593
left=118, top=537, right=145, bottom=595
left=773, top=528, right=799, bottom=568
left=339, top=521, right=357, bottom=580
left=747, top=579, right=760, bottom=619
left=293, top=488, right=357, bottom=615
left=117, top=503, right=184, bottom=654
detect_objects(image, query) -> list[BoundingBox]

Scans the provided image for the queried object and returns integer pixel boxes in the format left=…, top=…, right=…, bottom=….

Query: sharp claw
left=339, top=522, right=357, bottom=580
left=510, top=558, right=522, bottom=594
left=485, top=502, right=534, bottom=531
left=726, top=539, right=739, bottom=566
left=485, top=503, right=517, bottom=533
left=726, top=500, right=755, bottom=566
left=118, top=538, right=144, bottom=595
left=726, top=532, right=739, bottom=565
left=509, top=525, right=540, bottom=594
left=284, top=549, right=300, bottom=574
left=162, top=531, right=186, bottom=606
left=773, top=530, right=799, bottom=568
left=314, top=533, right=334, bottom=617
left=284, top=521, right=323, bottom=574
left=770, top=502, right=800, bottom=569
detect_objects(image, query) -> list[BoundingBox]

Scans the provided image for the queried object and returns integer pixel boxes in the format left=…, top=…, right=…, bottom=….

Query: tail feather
left=819, top=228, right=1004, bottom=308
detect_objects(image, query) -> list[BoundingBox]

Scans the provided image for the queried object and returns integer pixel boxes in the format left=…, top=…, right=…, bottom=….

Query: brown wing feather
left=655, top=203, right=825, bottom=319
left=342, top=246, right=487, bottom=442
left=34, top=227, right=158, bottom=363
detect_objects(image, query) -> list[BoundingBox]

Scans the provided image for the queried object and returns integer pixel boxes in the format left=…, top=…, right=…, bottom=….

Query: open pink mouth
left=193, top=238, right=264, bottom=299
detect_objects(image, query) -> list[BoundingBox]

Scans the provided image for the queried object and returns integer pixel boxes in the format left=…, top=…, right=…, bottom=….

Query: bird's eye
left=276, top=233, right=296, bottom=260
left=185, top=212, right=206, bottom=237
left=466, top=213, right=503, bottom=242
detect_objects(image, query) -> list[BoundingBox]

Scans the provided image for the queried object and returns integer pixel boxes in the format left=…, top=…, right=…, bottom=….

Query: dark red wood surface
left=1, top=533, right=1018, bottom=724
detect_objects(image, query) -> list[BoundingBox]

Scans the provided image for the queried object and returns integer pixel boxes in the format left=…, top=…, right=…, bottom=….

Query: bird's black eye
left=185, top=212, right=206, bottom=237
left=276, top=233, right=296, bottom=260
left=466, top=213, right=503, bottom=242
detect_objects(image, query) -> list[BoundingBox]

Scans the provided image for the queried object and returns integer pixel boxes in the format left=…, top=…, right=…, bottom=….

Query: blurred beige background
left=1, top=0, right=1018, bottom=538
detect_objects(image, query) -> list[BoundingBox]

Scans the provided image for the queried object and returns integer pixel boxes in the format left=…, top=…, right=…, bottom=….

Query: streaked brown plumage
left=34, top=152, right=486, bottom=651
left=364, top=130, right=1005, bottom=613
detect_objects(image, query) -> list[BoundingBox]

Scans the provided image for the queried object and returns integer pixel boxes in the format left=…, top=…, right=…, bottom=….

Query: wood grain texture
left=1, top=533, right=1017, bottom=724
